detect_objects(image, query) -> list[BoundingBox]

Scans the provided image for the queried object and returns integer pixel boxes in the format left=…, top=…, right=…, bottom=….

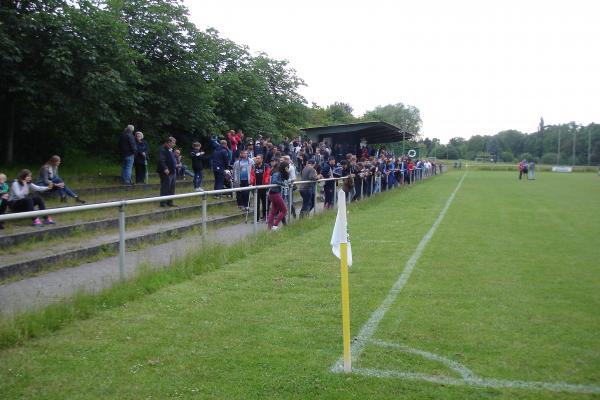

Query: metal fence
left=0, top=167, right=440, bottom=279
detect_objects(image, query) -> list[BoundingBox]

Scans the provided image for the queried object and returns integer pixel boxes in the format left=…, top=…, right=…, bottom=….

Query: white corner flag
left=331, top=189, right=352, bottom=267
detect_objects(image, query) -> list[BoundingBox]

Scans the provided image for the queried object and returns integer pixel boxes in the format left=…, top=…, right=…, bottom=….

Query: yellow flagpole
left=340, top=242, right=351, bottom=372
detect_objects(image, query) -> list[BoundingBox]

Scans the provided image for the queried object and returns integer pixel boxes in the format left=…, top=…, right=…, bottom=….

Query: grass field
left=0, top=171, right=599, bottom=399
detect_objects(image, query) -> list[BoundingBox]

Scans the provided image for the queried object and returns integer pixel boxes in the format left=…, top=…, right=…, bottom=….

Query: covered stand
left=301, top=121, right=414, bottom=154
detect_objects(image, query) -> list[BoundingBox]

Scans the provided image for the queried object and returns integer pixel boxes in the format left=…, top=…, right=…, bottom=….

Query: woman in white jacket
left=8, top=169, right=54, bottom=226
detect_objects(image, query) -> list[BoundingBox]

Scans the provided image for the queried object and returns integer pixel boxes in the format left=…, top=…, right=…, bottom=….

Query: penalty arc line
left=330, top=172, right=600, bottom=394
left=332, top=172, right=468, bottom=372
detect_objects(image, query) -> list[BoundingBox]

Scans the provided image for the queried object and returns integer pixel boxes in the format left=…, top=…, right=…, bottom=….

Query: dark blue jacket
left=157, top=145, right=176, bottom=174
left=268, top=171, right=288, bottom=194
left=135, top=140, right=149, bottom=164
left=118, top=131, right=137, bottom=157
left=212, top=145, right=230, bottom=172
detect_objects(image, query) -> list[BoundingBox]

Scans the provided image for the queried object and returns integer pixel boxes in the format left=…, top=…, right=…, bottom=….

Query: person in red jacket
left=407, top=159, right=415, bottom=184
left=250, top=154, right=271, bottom=222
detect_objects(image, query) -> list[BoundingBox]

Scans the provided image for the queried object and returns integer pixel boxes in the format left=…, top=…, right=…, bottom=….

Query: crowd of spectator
left=203, top=129, right=443, bottom=230
left=0, top=125, right=442, bottom=229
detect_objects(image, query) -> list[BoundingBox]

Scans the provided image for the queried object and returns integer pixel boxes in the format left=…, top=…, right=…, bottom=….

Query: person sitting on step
left=37, top=155, right=85, bottom=204
left=9, top=169, right=55, bottom=226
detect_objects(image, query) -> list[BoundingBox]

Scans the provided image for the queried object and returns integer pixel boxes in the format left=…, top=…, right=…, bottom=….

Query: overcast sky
left=185, top=0, right=599, bottom=143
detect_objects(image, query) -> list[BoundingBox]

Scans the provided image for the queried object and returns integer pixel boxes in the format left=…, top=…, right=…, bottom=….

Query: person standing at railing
left=212, top=140, right=230, bottom=198
left=337, top=160, right=354, bottom=204
left=407, top=159, right=415, bottom=184
left=387, top=159, right=399, bottom=189
left=313, top=148, right=323, bottom=169
left=321, top=157, right=337, bottom=209
left=363, top=162, right=374, bottom=197
left=282, top=155, right=298, bottom=220
left=373, top=160, right=382, bottom=194
left=250, top=155, right=271, bottom=222
left=8, top=169, right=54, bottom=226
left=118, top=124, right=136, bottom=185
left=299, top=159, right=322, bottom=218
left=233, top=150, right=254, bottom=211
left=190, top=142, right=206, bottom=192
left=134, top=131, right=149, bottom=184
left=157, top=136, right=177, bottom=207
left=398, top=157, right=408, bottom=185
left=267, top=161, right=289, bottom=231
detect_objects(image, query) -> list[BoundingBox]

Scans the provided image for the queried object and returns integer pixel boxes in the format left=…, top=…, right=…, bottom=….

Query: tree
left=325, top=102, right=355, bottom=124
left=362, top=103, right=422, bottom=136
left=0, top=0, right=311, bottom=164
left=501, top=151, right=515, bottom=162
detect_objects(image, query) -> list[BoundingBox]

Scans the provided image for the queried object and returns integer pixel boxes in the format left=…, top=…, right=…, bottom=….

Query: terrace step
left=0, top=212, right=245, bottom=281
left=0, top=197, right=306, bottom=281
left=0, top=198, right=236, bottom=248
left=74, top=178, right=215, bottom=197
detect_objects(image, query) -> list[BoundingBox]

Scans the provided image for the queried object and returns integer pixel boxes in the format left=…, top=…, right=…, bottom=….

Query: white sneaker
left=271, top=225, right=280, bottom=231
left=195, top=187, right=204, bottom=192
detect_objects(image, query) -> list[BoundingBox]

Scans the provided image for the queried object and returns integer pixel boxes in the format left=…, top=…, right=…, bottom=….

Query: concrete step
left=74, top=178, right=215, bottom=197
left=0, top=197, right=307, bottom=281
left=0, top=212, right=245, bottom=281
left=0, top=198, right=235, bottom=248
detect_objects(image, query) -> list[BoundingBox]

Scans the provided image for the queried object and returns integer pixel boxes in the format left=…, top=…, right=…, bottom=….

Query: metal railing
left=0, top=167, right=440, bottom=279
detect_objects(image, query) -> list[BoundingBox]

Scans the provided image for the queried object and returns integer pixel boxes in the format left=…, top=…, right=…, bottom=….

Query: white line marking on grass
left=350, top=368, right=600, bottom=395
left=331, top=173, right=467, bottom=373
left=330, top=172, right=600, bottom=394
left=369, top=339, right=476, bottom=380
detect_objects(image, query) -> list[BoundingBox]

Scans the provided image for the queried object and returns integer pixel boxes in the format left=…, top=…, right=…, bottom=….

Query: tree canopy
left=0, top=0, right=310, bottom=164
left=418, top=123, right=600, bottom=165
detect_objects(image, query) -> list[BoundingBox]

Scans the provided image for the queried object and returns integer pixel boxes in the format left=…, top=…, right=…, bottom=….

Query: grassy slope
left=0, top=172, right=598, bottom=399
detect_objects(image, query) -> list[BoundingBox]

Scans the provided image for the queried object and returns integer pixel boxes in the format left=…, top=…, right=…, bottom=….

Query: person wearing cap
left=298, top=158, right=322, bottom=218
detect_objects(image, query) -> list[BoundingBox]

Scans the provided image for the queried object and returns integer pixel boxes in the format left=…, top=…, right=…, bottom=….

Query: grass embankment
left=1, top=171, right=599, bottom=399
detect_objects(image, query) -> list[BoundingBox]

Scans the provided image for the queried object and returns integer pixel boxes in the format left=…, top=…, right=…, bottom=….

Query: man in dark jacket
left=157, top=136, right=177, bottom=207
left=118, top=125, right=137, bottom=185
left=212, top=140, right=230, bottom=198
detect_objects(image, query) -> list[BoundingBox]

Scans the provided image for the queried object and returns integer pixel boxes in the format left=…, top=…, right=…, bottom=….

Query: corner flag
left=331, top=189, right=352, bottom=372
left=331, top=189, right=353, bottom=266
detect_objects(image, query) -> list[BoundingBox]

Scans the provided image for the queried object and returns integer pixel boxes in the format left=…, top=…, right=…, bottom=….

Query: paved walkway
left=0, top=222, right=267, bottom=315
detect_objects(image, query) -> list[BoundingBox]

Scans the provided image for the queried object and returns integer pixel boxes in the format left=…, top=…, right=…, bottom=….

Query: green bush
left=501, top=151, right=515, bottom=162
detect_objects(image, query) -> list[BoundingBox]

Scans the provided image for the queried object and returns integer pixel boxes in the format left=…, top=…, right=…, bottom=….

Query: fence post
left=265, top=189, right=270, bottom=222
left=360, top=178, right=364, bottom=200
left=202, top=193, right=207, bottom=241
left=253, top=188, right=258, bottom=235
left=118, top=204, right=126, bottom=280
left=287, top=183, right=293, bottom=223
left=314, top=181, right=318, bottom=216
left=333, top=179, right=337, bottom=208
